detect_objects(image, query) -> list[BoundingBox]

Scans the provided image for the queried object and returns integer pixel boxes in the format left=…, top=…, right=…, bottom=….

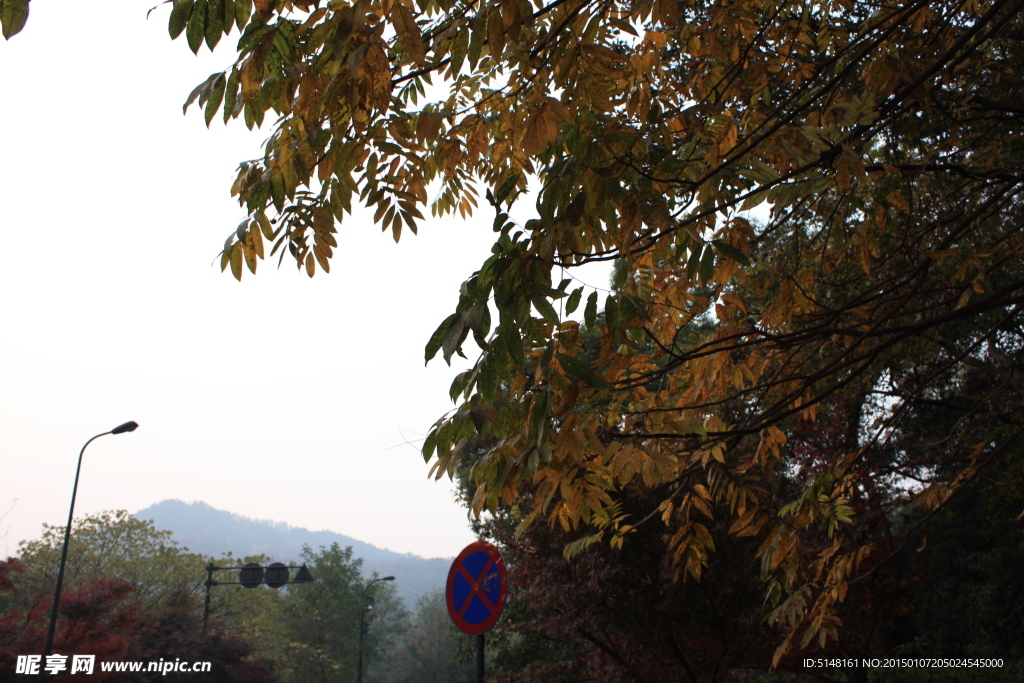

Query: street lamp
left=357, top=575, right=394, bottom=683
left=41, top=421, right=138, bottom=678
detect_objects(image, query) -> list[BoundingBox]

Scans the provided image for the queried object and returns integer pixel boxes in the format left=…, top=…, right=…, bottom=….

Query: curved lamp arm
left=41, top=422, right=138, bottom=680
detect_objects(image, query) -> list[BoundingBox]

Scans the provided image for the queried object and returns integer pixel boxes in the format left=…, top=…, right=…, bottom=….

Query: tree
left=274, top=543, right=406, bottom=683
left=11, top=510, right=279, bottom=629
left=14, top=511, right=203, bottom=618
left=480, top=497, right=784, bottom=683
left=370, top=590, right=474, bottom=683
left=0, top=560, right=138, bottom=682
left=3, top=511, right=281, bottom=682
left=8, top=0, right=1023, bottom=659
left=866, top=357, right=1024, bottom=661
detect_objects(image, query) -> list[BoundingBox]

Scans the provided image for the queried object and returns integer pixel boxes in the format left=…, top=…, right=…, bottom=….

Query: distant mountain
left=133, top=499, right=452, bottom=608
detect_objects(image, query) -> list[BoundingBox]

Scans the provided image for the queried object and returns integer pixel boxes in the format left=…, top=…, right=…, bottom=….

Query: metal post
left=202, top=562, right=215, bottom=631
left=477, top=633, right=485, bottom=683
left=356, top=607, right=367, bottom=683
left=41, top=421, right=137, bottom=683
left=357, top=576, right=394, bottom=683
left=40, top=432, right=108, bottom=682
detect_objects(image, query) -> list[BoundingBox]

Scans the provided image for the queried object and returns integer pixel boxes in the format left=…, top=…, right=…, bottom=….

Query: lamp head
left=111, top=421, right=139, bottom=435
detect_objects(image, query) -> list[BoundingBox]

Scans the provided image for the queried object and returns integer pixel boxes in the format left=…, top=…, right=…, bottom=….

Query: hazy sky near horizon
left=0, top=2, right=608, bottom=560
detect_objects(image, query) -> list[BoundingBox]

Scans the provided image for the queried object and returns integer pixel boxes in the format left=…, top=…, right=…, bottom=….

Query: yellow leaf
left=487, top=9, right=505, bottom=63
left=242, top=243, right=257, bottom=273
left=770, top=531, right=797, bottom=571
left=729, top=506, right=758, bottom=535
left=523, top=105, right=558, bottom=156
left=229, top=243, right=243, bottom=280
left=645, top=31, right=666, bottom=47
left=692, top=496, right=714, bottom=520
left=392, top=1, right=427, bottom=65
left=886, top=191, right=910, bottom=213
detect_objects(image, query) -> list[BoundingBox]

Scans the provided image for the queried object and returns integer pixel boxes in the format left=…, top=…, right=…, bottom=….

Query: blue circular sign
left=446, top=541, right=507, bottom=635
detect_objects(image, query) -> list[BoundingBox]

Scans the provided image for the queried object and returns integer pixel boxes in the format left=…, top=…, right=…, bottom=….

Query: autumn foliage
left=7, top=0, right=1023, bottom=662
left=0, top=516, right=279, bottom=683
left=177, top=0, right=1022, bottom=661
left=0, top=561, right=136, bottom=681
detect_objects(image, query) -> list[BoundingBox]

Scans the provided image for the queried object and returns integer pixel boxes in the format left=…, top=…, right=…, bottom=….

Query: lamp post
left=41, top=421, right=138, bottom=679
left=356, top=575, right=394, bottom=683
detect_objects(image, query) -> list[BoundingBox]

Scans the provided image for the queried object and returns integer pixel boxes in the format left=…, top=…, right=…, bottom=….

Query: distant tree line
left=0, top=511, right=475, bottom=683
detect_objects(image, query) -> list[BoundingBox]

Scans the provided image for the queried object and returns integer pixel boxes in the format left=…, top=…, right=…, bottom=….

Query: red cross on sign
left=446, top=541, right=507, bottom=635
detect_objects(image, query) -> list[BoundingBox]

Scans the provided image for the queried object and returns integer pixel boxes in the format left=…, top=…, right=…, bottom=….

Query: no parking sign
left=446, top=541, right=507, bottom=636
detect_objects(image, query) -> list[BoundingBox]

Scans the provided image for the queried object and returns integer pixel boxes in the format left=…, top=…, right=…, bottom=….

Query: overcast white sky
left=0, top=1, right=611, bottom=561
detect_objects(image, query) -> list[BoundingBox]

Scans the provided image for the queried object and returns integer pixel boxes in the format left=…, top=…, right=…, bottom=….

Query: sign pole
left=446, top=540, right=507, bottom=683
left=202, top=562, right=215, bottom=631
left=477, top=632, right=485, bottom=683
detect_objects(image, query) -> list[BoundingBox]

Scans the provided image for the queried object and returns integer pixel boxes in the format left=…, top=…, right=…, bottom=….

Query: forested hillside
left=135, top=500, right=450, bottom=607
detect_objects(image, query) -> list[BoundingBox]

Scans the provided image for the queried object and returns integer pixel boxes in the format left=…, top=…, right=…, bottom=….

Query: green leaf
left=0, top=0, right=28, bottom=39
left=270, top=172, right=285, bottom=212
left=205, top=0, right=224, bottom=49
left=168, top=0, right=194, bottom=39
left=470, top=402, right=486, bottom=434
left=449, top=371, right=467, bottom=401
left=530, top=388, right=550, bottom=443
left=699, top=244, right=715, bottom=283
left=186, top=0, right=207, bottom=53
left=425, top=313, right=458, bottom=364
left=491, top=211, right=508, bottom=232
left=204, top=74, right=226, bottom=127
left=565, top=286, right=583, bottom=315
left=466, top=301, right=491, bottom=347
left=507, top=325, right=524, bottom=366
left=605, top=295, right=620, bottom=327
left=739, top=189, right=768, bottom=212
left=442, top=314, right=469, bottom=364
left=584, top=291, right=598, bottom=330
left=234, top=0, right=251, bottom=30
left=222, top=0, right=235, bottom=35
left=532, top=295, right=560, bottom=325
left=563, top=532, right=603, bottom=560
left=223, top=67, right=240, bottom=122
left=557, top=353, right=611, bottom=389
left=183, top=72, right=217, bottom=114
left=712, top=240, right=750, bottom=265
left=421, top=428, right=438, bottom=462
left=686, top=243, right=703, bottom=279
left=531, top=283, right=567, bottom=299
left=495, top=175, right=518, bottom=206
left=619, top=293, right=647, bottom=325
left=478, top=352, right=499, bottom=401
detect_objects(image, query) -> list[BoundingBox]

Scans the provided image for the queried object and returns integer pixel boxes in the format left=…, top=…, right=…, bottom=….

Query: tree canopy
left=6, top=0, right=1023, bottom=661
left=371, top=589, right=475, bottom=683
left=0, top=511, right=279, bottom=682
left=1, top=514, right=414, bottom=682
left=270, top=543, right=406, bottom=683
